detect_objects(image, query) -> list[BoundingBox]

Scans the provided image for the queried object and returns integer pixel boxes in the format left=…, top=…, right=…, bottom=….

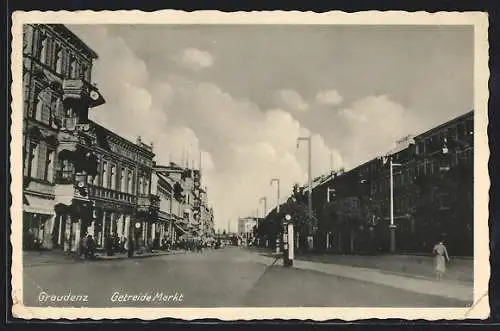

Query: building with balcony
left=152, top=163, right=214, bottom=241
left=22, top=24, right=105, bottom=251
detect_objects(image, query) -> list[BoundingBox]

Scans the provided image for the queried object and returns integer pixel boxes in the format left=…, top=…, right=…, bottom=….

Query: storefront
left=23, top=194, right=56, bottom=250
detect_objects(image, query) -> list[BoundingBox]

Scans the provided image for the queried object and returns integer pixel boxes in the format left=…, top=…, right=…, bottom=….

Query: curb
left=95, top=251, right=185, bottom=261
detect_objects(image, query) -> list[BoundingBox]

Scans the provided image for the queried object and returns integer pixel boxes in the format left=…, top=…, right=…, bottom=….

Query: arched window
left=39, top=35, right=48, bottom=64
left=55, top=48, right=63, bottom=74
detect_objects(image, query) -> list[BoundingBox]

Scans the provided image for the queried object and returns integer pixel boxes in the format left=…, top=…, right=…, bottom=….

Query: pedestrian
left=432, top=240, right=450, bottom=280
left=85, top=235, right=96, bottom=259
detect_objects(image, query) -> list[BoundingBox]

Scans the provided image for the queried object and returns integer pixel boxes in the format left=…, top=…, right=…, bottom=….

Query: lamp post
left=283, top=214, right=294, bottom=267
left=259, top=197, right=267, bottom=218
left=389, top=158, right=402, bottom=253
left=270, top=178, right=280, bottom=253
left=297, top=135, right=313, bottom=248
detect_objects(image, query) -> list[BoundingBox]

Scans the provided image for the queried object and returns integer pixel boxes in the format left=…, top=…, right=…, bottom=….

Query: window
left=34, top=94, right=44, bottom=121
left=102, top=161, right=108, bottom=188
left=44, top=149, right=55, bottom=182
left=138, top=177, right=143, bottom=195
left=70, top=57, right=78, bottom=79
left=121, top=168, right=126, bottom=192
left=80, top=63, right=88, bottom=81
left=29, top=142, right=39, bottom=178
left=144, top=178, right=150, bottom=194
left=93, top=159, right=100, bottom=186
left=128, top=170, right=133, bottom=194
left=39, top=34, right=48, bottom=64
left=55, top=47, right=63, bottom=74
left=110, top=165, right=116, bottom=190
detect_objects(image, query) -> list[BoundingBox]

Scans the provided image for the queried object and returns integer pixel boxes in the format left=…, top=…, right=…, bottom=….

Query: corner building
left=22, top=24, right=105, bottom=250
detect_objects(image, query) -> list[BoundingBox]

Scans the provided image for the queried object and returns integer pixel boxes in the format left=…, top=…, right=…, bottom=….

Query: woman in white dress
left=433, top=241, right=450, bottom=280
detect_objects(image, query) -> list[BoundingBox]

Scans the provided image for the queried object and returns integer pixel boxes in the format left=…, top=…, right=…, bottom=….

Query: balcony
left=63, top=79, right=105, bottom=108
left=88, top=185, right=136, bottom=205
left=137, top=194, right=161, bottom=213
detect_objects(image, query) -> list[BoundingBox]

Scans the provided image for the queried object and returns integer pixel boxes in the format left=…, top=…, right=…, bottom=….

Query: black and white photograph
left=11, top=10, right=489, bottom=320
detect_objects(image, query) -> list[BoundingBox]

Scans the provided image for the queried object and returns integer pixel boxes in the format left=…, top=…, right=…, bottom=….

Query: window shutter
left=37, top=142, right=47, bottom=180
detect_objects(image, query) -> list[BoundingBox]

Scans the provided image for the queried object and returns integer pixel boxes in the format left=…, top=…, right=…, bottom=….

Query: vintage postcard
left=10, top=10, right=490, bottom=320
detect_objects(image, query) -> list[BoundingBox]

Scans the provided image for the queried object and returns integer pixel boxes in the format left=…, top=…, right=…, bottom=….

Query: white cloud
left=175, top=47, right=214, bottom=71
left=72, top=27, right=344, bottom=231
left=316, top=89, right=343, bottom=106
left=274, top=89, right=309, bottom=112
left=334, top=95, right=422, bottom=166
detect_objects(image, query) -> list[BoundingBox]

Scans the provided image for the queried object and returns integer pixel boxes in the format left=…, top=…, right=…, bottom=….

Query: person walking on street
left=433, top=240, right=450, bottom=280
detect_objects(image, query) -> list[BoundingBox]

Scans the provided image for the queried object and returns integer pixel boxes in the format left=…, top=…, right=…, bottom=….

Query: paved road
left=23, top=247, right=468, bottom=307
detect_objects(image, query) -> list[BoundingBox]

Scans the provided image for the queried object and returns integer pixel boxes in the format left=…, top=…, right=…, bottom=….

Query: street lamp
left=270, top=179, right=280, bottom=213
left=259, top=197, right=267, bottom=218
left=270, top=178, right=281, bottom=253
left=297, top=135, right=313, bottom=248
left=389, top=158, right=402, bottom=253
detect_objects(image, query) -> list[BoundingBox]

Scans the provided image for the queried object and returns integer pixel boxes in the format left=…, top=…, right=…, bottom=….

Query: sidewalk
left=249, top=247, right=473, bottom=283
left=23, top=249, right=185, bottom=266
left=94, top=250, right=185, bottom=261
left=294, top=253, right=474, bottom=284
left=247, top=247, right=473, bottom=302
left=292, top=259, right=473, bottom=302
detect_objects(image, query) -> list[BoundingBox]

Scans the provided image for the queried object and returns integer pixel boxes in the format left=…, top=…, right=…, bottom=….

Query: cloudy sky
left=69, top=24, right=473, bottom=231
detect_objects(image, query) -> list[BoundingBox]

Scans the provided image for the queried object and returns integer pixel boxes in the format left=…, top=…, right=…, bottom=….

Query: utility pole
left=259, top=197, right=267, bottom=218
left=297, top=135, right=313, bottom=248
left=270, top=178, right=281, bottom=253
left=389, top=158, right=401, bottom=253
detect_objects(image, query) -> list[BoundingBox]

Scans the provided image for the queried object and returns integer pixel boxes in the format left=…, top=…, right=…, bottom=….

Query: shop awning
left=23, top=195, right=55, bottom=215
left=173, top=222, right=187, bottom=234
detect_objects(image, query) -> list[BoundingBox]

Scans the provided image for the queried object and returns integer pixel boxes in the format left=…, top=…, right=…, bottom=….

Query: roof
left=52, top=24, right=99, bottom=59
left=90, top=120, right=155, bottom=157
left=414, top=110, right=474, bottom=140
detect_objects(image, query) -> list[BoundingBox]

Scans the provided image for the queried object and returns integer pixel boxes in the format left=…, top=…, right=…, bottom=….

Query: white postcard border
left=10, top=10, right=490, bottom=320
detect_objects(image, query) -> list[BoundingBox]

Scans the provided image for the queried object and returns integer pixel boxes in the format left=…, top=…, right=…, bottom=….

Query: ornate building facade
left=22, top=24, right=105, bottom=250
left=22, top=24, right=159, bottom=252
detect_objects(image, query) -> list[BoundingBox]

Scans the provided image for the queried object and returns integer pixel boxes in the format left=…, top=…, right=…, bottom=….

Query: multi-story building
left=22, top=24, right=160, bottom=253
left=312, top=110, right=474, bottom=255
left=83, top=131, right=157, bottom=251
left=260, top=110, right=474, bottom=255
left=238, top=217, right=257, bottom=239
left=152, top=163, right=215, bottom=241
left=22, top=24, right=105, bottom=250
